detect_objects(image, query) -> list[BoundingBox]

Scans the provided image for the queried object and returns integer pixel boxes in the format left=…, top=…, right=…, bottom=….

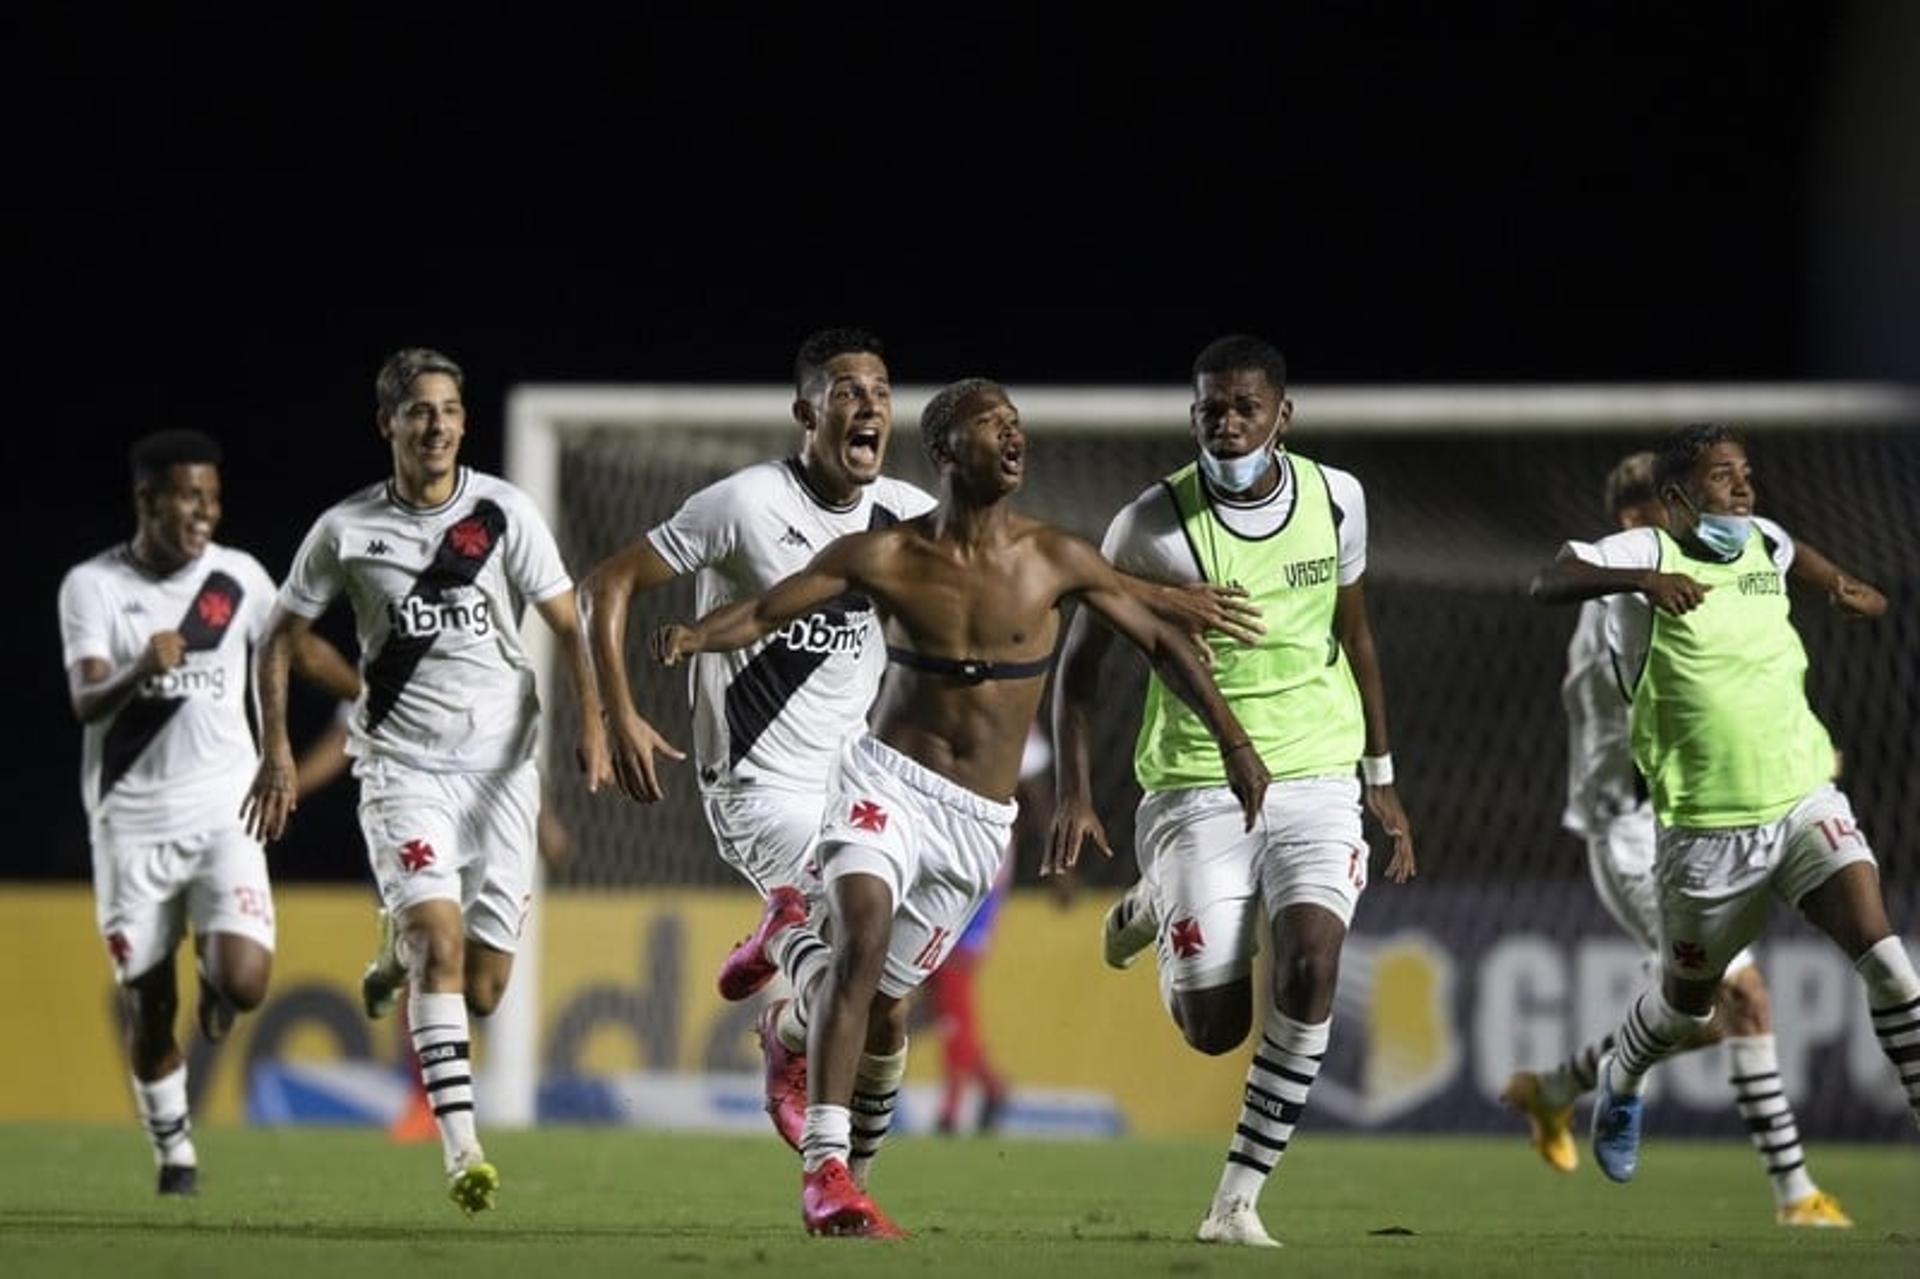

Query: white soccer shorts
left=91, top=824, right=275, bottom=983
left=1654, top=784, right=1876, bottom=981
left=357, top=757, right=540, bottom=955
left=1135, top=775, right=1368, bottom=993
left=701, top=784, right=831, bottom=898
left=1587, top=802, right=1755, bottom=979
left=814, top=733, right=1014, bottom=999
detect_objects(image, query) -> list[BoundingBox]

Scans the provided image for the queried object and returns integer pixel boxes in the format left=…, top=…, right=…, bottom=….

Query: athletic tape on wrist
left=1361, top=753, right=1394, bottom=786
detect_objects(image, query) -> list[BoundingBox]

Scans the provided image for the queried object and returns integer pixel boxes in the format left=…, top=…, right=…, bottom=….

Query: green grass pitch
left=2, top=1126, right=1916, bottom=1277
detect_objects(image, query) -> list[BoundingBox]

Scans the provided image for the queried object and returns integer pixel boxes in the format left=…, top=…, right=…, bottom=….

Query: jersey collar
left=385, top=466, right=470, bottom=517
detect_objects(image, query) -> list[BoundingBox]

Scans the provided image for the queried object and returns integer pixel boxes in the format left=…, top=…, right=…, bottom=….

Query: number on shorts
left=913, top=927, right=950, bottom=971
left=1816, top=816, right=1859, bottom=852
left=233, top=886, right=271, bottom=922
left=1348, top=846, right=1367, bottom=891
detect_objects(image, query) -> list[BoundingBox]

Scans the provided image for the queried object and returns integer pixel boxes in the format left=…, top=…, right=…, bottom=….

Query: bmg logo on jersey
left=139, top=660, right=228, bottom=699
left=387, top=589, right=494, bottom=639
left=776, top=611, right=866, bottom=656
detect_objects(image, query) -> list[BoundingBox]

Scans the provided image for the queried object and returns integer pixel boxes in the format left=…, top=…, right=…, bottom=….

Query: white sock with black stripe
left=1857, top=936, right=1920, bottom=1133
left=1213, top=1007, right=1329, bottom=1211
left=410, top=989, right=479, bottom=1172
left=848, top=1042, right=907, bottom=1189
left=1610, top=987, right=1712, bottom=1094
left=1539, top=1033, right=1616, bottom=1109
left=132, top=1065, right=197, bottom=1169
left=1726, top=1035, right=1816, bottom=1205
left=768, top=925, right=832, bottom=1054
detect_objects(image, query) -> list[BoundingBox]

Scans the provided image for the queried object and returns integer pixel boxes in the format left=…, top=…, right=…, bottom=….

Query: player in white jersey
left=243, top=349, right=609, bottom=1216
left=1049, top=336, right=1416, bottom=1248
left=58, top=430, right=359, bottom=1196
left=583, top=330, right=1263, bottom=1175
left=1501, top=451, right=1851, bottom=1227
left=579, top=329, right=937, bottom=1165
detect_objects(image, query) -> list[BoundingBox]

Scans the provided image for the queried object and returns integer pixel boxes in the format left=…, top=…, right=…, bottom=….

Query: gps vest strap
left=887, top=646, right=1053, bottom=684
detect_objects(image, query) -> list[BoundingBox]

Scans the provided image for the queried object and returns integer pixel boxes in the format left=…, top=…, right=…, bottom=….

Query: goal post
left=491, top=381, right=1919, bottom=1131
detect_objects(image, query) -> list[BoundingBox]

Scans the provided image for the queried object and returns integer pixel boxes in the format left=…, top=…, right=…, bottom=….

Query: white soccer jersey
left=59, top=543, right=276, bottom=841
left=647, top=459, right=936, bottom=791
left=1562, top=517, right=1794, bottom=698
left=1100, top=451, right=1368, bottom=587
left=279, top=468, right=571, bottom=773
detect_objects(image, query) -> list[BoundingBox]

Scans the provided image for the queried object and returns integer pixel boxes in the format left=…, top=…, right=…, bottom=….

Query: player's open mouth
left=999, top=443, right=1024, bottom=475
left=846, top=428, right=883, bottom=468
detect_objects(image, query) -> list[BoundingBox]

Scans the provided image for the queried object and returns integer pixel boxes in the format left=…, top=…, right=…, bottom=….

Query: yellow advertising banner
left=0, top=886, right=1246, bottom=1133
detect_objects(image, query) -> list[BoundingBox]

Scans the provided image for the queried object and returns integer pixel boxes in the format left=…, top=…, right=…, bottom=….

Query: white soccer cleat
left=1102, top=880, right=1158, bottom=970
left=1197, top=1196, right=1281, bottom=1247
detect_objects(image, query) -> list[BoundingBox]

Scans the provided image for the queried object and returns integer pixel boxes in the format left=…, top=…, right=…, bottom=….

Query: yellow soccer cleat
left=1777, top=1190, right=1853, bottom=1229
left=1500, top=1070, right=1577, bottom=1173
left=448, top=1156, right=501, bottom=1217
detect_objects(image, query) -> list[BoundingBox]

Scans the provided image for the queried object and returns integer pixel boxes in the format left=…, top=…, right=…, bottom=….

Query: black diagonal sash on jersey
left=99, top=569, right=246, bottom=801
left=363, top=500, right=508, bottom=732
left=721, top=503, right=899, bottom=768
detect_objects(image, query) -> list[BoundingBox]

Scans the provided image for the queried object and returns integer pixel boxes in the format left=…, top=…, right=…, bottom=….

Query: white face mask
left=1196, top=419, right=1281, bottom=495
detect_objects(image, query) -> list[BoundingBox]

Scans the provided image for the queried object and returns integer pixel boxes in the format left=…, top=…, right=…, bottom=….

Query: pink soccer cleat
left=802, top=1158, right=905, bottom=1239
left=758, top=998, right=809, bottom=1151
left=717, top=886, right=808, bottom=1001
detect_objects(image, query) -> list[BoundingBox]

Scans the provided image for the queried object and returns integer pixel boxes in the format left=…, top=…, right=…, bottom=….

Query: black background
left=13, top=4, right=1918, bottom=879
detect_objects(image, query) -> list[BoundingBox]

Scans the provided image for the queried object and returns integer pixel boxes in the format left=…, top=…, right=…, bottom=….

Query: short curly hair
left=1653, top=423, right=1744, bottom=493
left=919, top=377, right=1004, bottom=461
left=129, top=429, right=222, bottom=489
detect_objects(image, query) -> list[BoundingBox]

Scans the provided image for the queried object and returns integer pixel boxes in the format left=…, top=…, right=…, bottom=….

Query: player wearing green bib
left=1049, top=335, right=1416, bottom=1248
left=1530, top=424, right=1916, bottom=1186
left=1503, top=451, right=1850, bottom=1228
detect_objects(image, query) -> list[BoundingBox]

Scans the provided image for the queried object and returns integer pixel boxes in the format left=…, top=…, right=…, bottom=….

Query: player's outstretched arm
left=1120, top=573, right=1266, bottom=655
left=1062, top=537, right=1268, bottom=831
left=1530, top=545, right=1711, bottom=615
left=652, top=536, right=868, bottom=665
left=579, top=540, right=688, bottom=804
left=1046, top=607, right=1120, bottom=877
left=536, top=588, right=613, bottom=796
left=1335, top=579, right=1415, bottom=883
left=241, top=605, right=309, bottom=843
left=1787, top=539, right=1888, bottom=620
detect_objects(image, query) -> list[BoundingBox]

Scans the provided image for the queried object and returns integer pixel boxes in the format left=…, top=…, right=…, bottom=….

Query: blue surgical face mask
left=1197, top=422, right=1281, bottom=495
left=1678, top=492, right=1752, bottom=560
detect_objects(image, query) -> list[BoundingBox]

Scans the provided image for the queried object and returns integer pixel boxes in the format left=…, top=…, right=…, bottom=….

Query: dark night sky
left=13, top=5, right=1918, bottom=877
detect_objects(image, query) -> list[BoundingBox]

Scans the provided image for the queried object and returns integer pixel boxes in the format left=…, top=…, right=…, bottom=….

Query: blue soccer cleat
left=1590, top=1052, right=1644, bottom=1183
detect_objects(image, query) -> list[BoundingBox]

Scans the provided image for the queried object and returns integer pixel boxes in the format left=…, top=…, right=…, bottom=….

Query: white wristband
left=1361, top=753, right=1394, bottom=786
